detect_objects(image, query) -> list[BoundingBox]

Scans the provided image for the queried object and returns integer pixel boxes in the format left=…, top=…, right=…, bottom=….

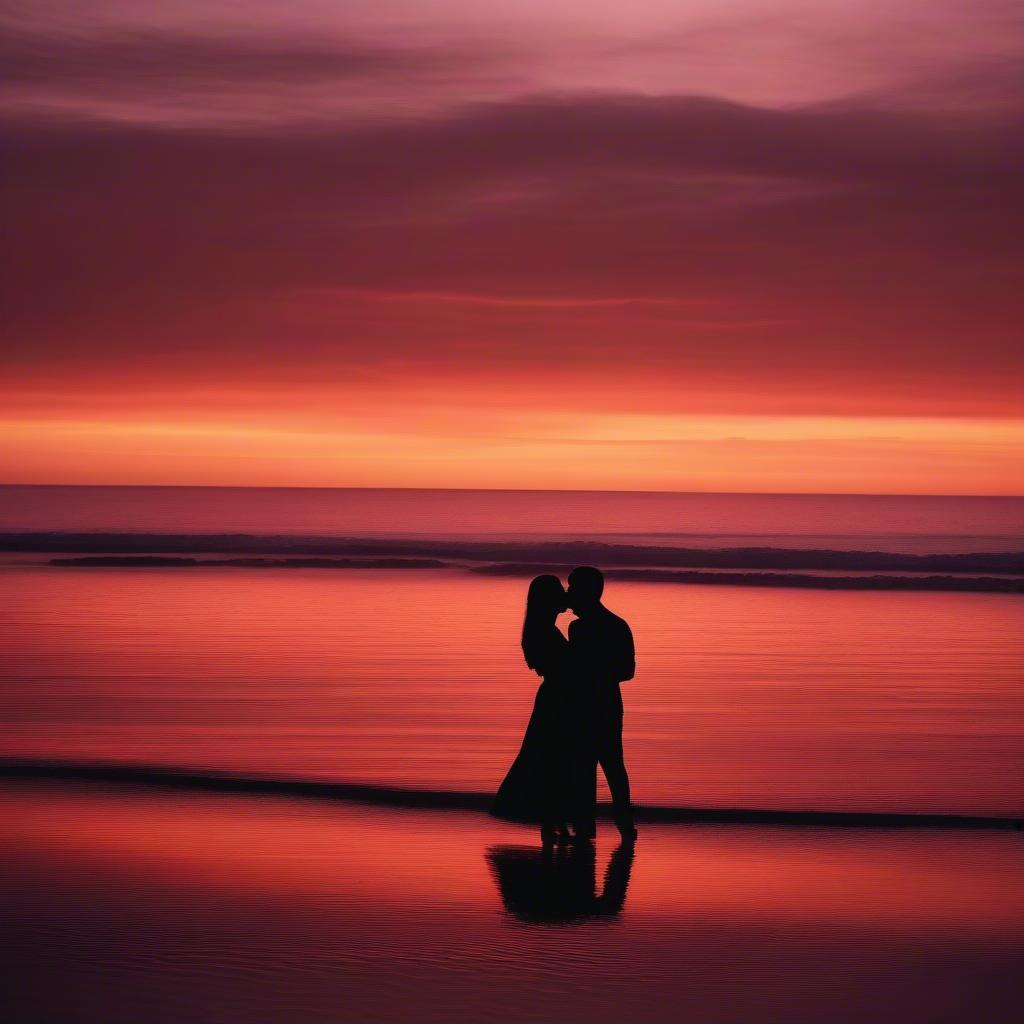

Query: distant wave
left=49, top=555, right=447, bottom=570
left=39, top=556, right=1024, bottom=592
left=1, top=759, right=1018, bottom=830
left=4, top=531, right=1022, bottom=575
left=474, top=565, right=1024, bottom=593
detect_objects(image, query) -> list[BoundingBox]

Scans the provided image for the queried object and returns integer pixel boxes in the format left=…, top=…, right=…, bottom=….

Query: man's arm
left=613, top=620, right=635, bottom=683
left=567, top=618, right=584, bottom=674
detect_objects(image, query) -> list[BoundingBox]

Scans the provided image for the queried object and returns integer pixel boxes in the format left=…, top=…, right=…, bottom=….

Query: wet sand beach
left=3, top=780, right=1022, bottom=1024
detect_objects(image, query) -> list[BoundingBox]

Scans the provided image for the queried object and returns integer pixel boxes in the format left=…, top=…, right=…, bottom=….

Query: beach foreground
left=3, top=781, right=1022, bottom=1023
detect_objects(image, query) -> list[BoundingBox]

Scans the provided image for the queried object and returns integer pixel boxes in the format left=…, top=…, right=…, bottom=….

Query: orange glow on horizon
left=3, top=410, right=1022, bottom=495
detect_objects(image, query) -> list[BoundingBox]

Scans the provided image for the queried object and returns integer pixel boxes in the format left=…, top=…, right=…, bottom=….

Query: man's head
left=567, top=565, right=604, bottom=614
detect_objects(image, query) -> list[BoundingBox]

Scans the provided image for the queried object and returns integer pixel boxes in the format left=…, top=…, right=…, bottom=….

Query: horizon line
left=1, top=482, right=1022, bottom=500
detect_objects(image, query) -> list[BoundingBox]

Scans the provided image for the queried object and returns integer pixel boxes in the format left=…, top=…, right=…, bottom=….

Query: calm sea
left=2, top=485, right=1022, bottom=816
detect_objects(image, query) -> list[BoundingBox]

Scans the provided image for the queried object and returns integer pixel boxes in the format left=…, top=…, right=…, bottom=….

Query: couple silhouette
left=491, top=566, right=637, bottom=845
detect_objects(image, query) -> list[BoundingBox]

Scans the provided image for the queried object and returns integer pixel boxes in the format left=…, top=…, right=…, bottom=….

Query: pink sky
left=2, top=1, right=1022, bottom=492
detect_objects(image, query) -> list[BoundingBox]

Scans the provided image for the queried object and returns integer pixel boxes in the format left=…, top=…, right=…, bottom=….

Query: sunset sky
left=3, top=1, right=1022, bottom=494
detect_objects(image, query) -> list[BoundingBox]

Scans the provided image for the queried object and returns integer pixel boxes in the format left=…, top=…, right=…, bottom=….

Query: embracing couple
left=491, top=566, right=637, bottom=845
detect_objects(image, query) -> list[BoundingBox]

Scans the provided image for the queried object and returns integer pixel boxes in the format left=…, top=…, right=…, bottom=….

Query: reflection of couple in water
left=487, top=838, right=634, bottom=924
left=491, top=565, right=637, bottom=845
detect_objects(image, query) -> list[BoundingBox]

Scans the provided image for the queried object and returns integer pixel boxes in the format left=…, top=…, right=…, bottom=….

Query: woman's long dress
left=491, top=627, right=574, bottom=825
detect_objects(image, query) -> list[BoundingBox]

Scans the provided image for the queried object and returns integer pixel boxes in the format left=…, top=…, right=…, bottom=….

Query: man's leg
left=571, top=755, right=598, bottom=838
left=596, top=686, right=635, bottom=837
left=597, top=733, right=632, bottom=821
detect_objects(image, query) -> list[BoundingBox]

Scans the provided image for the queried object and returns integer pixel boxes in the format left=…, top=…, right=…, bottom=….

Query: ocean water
left=4, top=485, right=1023, bottom=1022
left=1, top=486, right=1022, bottom=816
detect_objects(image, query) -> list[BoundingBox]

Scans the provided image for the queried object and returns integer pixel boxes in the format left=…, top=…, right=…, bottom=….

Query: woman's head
left=525, top=574, right=567, bottom=619
left=521, top=574, right=566, bottom=674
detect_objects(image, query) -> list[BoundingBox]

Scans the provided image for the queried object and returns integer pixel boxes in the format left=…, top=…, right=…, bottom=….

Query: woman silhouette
left=491, top=575, right=574, bottom=844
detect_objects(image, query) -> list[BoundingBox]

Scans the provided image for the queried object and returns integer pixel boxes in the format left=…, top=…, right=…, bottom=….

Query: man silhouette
left=566, top=565, right=637, bottom=842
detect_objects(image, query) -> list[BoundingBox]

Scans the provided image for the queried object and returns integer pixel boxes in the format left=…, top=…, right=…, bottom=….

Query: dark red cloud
left=0, top=27, right=483, bottom=88
left=2, top=6, right=1022, bottom=429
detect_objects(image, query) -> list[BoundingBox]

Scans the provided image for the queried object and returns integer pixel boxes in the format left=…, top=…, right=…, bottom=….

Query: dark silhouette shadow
left=565, top=566, right=637, bottom=841
left=487, top=841, right=635, bottom=924
left=491, top=575, right=574, bottom=838
left=2, top=759, right=1019, bottom=829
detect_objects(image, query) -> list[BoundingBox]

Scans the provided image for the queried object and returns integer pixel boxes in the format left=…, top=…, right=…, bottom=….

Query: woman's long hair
left=521, top=574, right=564, bottom=674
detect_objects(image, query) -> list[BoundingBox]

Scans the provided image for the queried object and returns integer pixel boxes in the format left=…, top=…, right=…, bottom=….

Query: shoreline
left=2, top=759, right=1019, bottom=831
